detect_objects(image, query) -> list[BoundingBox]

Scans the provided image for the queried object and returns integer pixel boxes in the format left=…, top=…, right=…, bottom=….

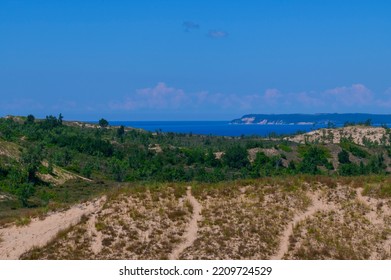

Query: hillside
left=1, top=115, right=391, bottom=259
left=4, top=178, right=390, bottom=260
left=286, top=126, right=390, bottom=146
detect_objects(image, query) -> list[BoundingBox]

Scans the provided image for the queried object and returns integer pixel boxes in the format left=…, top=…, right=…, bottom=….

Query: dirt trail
left=355, top=188, right=391, bottom=259
left=38, top=162, right=93, bottom=185
left=86, top=212, right=104, bottom=255
left=0, top=196, right=106, bottom=259
left=355, top=188, right=384, bottom=226
left=270, top=191, right=337, bottom=260
left=169, top=187, right=202, bottom=260
left=59, top=167, right=93, bottom=182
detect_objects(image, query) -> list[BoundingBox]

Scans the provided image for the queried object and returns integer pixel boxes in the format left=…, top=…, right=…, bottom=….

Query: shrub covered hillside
left=1, top=114, right=391, bottom=220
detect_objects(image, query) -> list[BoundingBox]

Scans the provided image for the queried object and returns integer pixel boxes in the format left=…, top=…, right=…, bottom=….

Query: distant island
left=230, top=113, right=391, bottom=125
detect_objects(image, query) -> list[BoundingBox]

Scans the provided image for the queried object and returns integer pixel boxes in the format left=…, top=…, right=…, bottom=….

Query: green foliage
left=251, top=152, right=284, bottom=177
left=278, top=143, right=292, bottom=152
left=366, top=154, right=386, bottom=174
left=223, top=145, right=249, bottom=169
left=338, top=163, right=362, bottom=176
left=340, top=139, right=369, bottom=158
left=15, top=183, right=35, bottom=207
left=117, top=125, right=125, bottom=138
left=42, top=114, right=63, bottom=129
left=15, top=216, right=31, bottom=226
left=99, top=118, right=109, bottom=128
left=338, top=149, right=350, bottom=164
left=81, top=163, right=93, bottom=178
left=21, top=145, right=43, bottom=182
left=109, top=158, right=128, bottom=182
left=25, top=114, right=35, bottom=125
left=297, top=145, right=331, bottom=174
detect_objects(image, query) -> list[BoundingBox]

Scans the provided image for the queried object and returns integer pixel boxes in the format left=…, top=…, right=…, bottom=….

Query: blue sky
left=1, top=0, right=391, bottom=120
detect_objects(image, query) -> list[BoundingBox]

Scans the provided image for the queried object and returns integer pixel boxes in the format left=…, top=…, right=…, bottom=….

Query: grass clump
left=15, top=216, right=31, bottom=227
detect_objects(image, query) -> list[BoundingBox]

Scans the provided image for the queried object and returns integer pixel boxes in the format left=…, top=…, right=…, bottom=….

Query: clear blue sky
left=1, top=0, right=391, bottom=120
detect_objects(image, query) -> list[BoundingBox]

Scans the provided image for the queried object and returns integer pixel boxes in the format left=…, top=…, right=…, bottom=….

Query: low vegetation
left=18, top=177, right=391, bottom=260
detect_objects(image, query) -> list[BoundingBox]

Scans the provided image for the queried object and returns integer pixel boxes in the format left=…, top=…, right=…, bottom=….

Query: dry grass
left=21, top=184, right=191, bottom=260
left=180, top=182, right=310, bottom=259
left=15, top=216, right=31, bottom=227
left=0, top=139, right=21, bottom=159
left=17, top=178, right=391, bottom=260
left=283, top=185, right=390, bottom=259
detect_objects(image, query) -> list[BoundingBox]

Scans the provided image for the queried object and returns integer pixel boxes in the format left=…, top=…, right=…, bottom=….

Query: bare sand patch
left=286, top=126, right=388, bottom=146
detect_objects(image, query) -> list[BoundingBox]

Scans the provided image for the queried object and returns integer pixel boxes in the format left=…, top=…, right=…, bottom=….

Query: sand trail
left=270, top=191, right=337, bottom=260
left=169, top=187, right=202, bottom=260
left=86, top=212, right=104, bottom=255
left=355, top=188, right=391, bottom=259
left=0, top=196, right=106, bottom=259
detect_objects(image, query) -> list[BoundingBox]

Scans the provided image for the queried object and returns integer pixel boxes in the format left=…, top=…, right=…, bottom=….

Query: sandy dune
left=0, top=196, right=105, bottom=259
left=6, top=181, right=391, bottom=260
left=286, top=126, right=389, bottom=146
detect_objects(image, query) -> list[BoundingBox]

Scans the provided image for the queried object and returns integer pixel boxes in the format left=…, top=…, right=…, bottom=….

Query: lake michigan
left=109, top=121, right=330, bottom=137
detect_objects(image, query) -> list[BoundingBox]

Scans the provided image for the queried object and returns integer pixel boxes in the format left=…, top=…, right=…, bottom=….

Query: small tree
left=109, top=158, right=128, bottom=182
left=21, top=145, right=43, bottom=182
left=364, top=119, right=372, bottom=126
left=16, top=183, right=35, bottom=207
left=338, top=149, right=350, bottom=164
left=25, top=114, right=35, bottom=125
left=99, top=118, right=109, bottom=128
left=117, top=125, right=125, bottom=138
left=58, top=113, right=63, bottom=125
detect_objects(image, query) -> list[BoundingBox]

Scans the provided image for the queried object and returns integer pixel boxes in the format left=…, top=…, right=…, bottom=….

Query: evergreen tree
left=99, top=118, right=109, bottom=128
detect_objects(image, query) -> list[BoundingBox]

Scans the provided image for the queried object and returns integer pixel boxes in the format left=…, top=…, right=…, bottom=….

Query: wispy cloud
left=183, top=21, right=200, bottom=32
left=109, top=82, right=391, bottom=115
left=181, top=22, right=229, bottom=39
left=324, top=84, right=373, bottom=106
left=110, top=82, right=188, bottom=110
left=375, top=87, right=391, bottom=108
left=207, top=30, right=228, bottom=39
left=262, top=89, right=281, bottom=105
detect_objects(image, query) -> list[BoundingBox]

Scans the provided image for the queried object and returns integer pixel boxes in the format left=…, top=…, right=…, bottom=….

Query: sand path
left=169, top=187, right=202, bottom=260
left=0, top=196, right=106, bottom=259
left=86, top=212, right=104, bottom=255
left=355, top=188, right=385, bottom=226
left=355, top=188, right=391, bottom=259
left=270, top=191, right=336, bottom=260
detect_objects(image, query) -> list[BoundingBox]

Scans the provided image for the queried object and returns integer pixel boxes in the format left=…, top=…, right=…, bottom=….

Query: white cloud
left=324, top=84, right=373, bottom=106
left=110, top=82, right=187, bottom=110
left=262, top=89, right=281, bottom=105
left=109, top=82, right=390, bottom=114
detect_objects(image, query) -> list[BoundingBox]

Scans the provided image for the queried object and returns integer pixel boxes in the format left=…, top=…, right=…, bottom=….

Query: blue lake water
left=109, top=121, right=329, bottom=137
